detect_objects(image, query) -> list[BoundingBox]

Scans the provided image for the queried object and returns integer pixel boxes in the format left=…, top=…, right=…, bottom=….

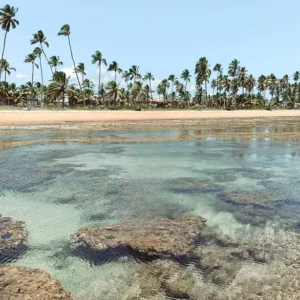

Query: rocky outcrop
left=218, top=191, right=300, bottom=229
left=71, top=216, right=207, bottom=262
left=0, top=265, right=72, bottom=300
left=122, top=229, right=300, bottom=300
left=0, top=214, right=27, bottom=262
left=126, top=260, right=300, bottom=300
left=218, top=191, right=280, bottom=209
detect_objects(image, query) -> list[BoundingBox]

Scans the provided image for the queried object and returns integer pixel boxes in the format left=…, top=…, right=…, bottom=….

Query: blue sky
left=3, top=0, right=300, bottom=92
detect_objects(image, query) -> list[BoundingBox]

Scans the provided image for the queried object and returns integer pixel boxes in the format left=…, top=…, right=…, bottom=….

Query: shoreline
left=1, top=110, right=300, bottom=124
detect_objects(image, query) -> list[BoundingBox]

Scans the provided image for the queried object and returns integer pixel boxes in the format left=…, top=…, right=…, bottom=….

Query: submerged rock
left=126, top=259, right=198, bottom=300
left=169, top=178, right=223, bottom=194
left=218, top=191, right=280, bottom=209
left=0, top=265, right=72, bottom=300
left=218, top=191, right=300, bottom=229
left=71, top=216, right=207, bottom=262
left=0, top=214, right=27, bottom=262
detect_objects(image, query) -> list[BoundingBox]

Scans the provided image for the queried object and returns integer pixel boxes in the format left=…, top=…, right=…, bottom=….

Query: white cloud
left=16, top=73, right=28, bottom=79
left=188, top=84, right=196, bottom=92
left=60, top=67, right=90, bottom=84
left=60, top=67, right=75, bottom=79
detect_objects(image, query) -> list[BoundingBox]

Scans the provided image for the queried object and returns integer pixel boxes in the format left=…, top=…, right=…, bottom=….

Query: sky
left=3, top=0, right=300, bottom=93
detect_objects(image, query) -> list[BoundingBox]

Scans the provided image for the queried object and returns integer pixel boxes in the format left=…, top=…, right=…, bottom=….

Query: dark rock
left=218, top=191, right=280, bottom=209
left=218, top=190, right=300, bottom=229
left=132, top=259, right=198, bottom=300
left=0, top=214, right=27, bottom=262
left=0, top=265, right=72, bottom=300
left=71, top=216, right=207, bottom=262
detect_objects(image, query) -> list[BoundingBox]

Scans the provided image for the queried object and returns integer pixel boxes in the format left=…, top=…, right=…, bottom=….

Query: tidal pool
left=1, top=127, right=300, bottom=299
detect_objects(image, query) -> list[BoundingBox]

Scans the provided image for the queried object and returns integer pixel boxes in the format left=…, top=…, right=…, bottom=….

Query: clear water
left=1, top=128, right=300, bottom=299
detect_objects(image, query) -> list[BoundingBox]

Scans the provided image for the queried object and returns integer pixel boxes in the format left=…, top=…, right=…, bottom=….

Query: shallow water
left=1, top=127, right=300, bottom=299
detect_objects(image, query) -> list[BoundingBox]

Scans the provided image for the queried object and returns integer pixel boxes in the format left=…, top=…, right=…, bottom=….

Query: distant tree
left=24, top=52, right=39, bottom=90
left=181, top=69, right=191, bottom=94
left=108, top=61, right=122, bottom=82
left=48, top=56, right=63, bottom=72
left=58, top=24, right=82, bottom=93
left=0, top=4, right=19, bottom=80
left=31, top=30, right=53, bottom=74
left=91, top=50, right=107, bottom=97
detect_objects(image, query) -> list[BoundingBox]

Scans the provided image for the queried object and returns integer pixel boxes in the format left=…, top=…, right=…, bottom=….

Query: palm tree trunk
left=40, top=43, right=53, bottom=74
left=67, top=35, right=83, bottom=105
left=62, top=76, right=65, bottom=108
left=31, top=63, right=34, bottom=87
left=149, top=79, right=152, bottom=99
left=4, top=71, right=7, bottom=105
left=98, top=63, right=101, bottom=98
left=205, top=81, right=208, bottom=100
left=39, top=55, right=44, bottom=106
left=0, top=30, right=8, bottom=81
left=114, top=71, right=117, bottom=82
left=31, top=63, right=35, bottom=102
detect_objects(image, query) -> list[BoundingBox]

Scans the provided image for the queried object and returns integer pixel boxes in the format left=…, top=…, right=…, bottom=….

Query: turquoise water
left=1, top=130, right=300, bottom=299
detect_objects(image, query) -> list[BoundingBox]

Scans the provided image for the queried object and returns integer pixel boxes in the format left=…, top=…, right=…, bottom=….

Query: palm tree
left=221, top=75, right=231, bottom=109
left=105, top=81, right=122, bottom=107
left=293, top=71, right=300, bottom=104
left=0, top=4, right=19, bottom=81
left=160, top=79, right=170, bottom=101
left=238, top=67, right=248, bottom=94
left=82, top=79, right=95, bottom=102
left=75, top=63, right=86, bottom=84
left=211, top=79, right=217, bottom=96
left=48, top=56, right=63, bottom=72
left=144, top=72, right=154, bottom=99
left=24, top=52, right=39, bottom=88
left=33, top=47, right=45, bottom=105
left=108, top=61, right=122, bottom=82
left=0, top=58, right=15, bottom=102
left=91, top=50, right=107, bottom=98
left=131, top=81, right=148, bottom=104
left=181, top=69, right=191, bottom=94
left=57, top=24, right=82, bottom=92
left=228, top=59, right=240, bottom=109
left=231, top=78, right=239, bottom=108
left=48, top=71, right=76, bottom=107
left=122, top=71, right=131, bottom=87
left=156, top=83, right=163, bottom=100
left=213, top=63, right=222, bottom=92
left=293, top=71, right=300, bottom=84
left=33, top=48, right=44, bottom=89
left=228, top=59, right=240, bottom=78
left=245, top=75, right=256, bottom=95
left=258, top=75, right=267, bottom=104
left=128, top=65, right=141, bottom=83
left=30, top=30, right=53, bottom=74
left=266, top=74, right=277, bottom=101
left=195, top=57, right=211, bottom=99
left=168, top=74, right=176, bottom=100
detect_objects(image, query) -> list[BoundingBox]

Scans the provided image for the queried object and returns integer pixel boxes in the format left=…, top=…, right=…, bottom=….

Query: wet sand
left=1, top=109, right=300, bottom=124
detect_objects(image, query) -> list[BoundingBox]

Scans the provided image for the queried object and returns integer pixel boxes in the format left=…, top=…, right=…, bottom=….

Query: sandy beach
left=1, top=109, right=300, bottom=124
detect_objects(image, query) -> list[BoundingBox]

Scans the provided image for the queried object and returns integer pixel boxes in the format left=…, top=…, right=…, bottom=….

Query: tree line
left=0, top=4, right=299, bottom=109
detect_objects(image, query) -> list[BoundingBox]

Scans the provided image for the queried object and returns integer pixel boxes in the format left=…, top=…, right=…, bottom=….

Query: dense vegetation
left=0, top=4, right=299, bottom=109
